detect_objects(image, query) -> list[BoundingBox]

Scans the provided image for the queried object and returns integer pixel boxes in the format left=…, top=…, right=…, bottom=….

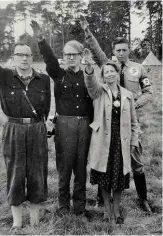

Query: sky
left=0, top=0, right=148, bottom=42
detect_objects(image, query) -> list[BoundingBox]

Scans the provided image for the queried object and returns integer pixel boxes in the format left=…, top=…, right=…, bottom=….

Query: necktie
left=120, top=63, right=125, bottom=87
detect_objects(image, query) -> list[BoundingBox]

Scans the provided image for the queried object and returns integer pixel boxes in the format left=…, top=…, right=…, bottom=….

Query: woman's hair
left=101, top=60, right=120, bottom=78
left=63, top=40, right=84, bottom=54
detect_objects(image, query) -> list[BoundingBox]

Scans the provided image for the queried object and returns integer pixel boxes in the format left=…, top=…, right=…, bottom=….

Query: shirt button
left=64, top=85, right=67, bottom=88
left=76, top=83, right=79, bottom=86
left=76, top=106, right=79, bottom=108
left=76, top=94, right=79, bottom=97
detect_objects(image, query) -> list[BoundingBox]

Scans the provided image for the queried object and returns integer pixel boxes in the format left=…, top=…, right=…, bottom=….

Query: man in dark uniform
left=0, top=42, right=51, bottom=230
left=79, top=16, right=153, bottom=213
left=31, top=21, right=94, bottom=217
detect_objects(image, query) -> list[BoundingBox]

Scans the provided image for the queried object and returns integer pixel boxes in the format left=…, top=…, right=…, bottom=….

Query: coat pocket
left=89, top=121, right=100, bottom=132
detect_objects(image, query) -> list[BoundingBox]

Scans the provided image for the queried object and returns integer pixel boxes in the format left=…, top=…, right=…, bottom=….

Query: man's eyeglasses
left=14, top=53, right=32, bottom=58
left=64, top=53, right=81, bottom=58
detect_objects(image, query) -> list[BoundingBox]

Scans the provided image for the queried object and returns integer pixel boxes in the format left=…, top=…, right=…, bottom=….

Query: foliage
left=133, top=0, right=162, bottom=60
left=0, top=0, right=162, bottom=61
left=86, top=1, right=130, bottom=58
left=18, top=33, right=43, bottom=61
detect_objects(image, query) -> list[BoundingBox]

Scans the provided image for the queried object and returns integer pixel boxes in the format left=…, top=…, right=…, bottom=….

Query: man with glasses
left=0, top=42, right=51, bottom=231
left=79, top=16, right=153, bottom=213
left=31, top=21, right=93, bottom=217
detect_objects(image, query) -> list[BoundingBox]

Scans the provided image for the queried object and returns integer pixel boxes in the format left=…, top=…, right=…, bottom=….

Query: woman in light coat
left=84, top=58, right=139, bottom=224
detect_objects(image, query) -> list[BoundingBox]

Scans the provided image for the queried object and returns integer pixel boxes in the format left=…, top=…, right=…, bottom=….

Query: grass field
left=0, top=62, right=162, bottom=235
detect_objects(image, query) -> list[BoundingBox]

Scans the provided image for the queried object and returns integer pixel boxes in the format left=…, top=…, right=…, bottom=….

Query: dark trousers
left=55, top=116, right=91, bottom=214
left=2, top=121, right=48, bottom=206
left=97, top=139, right=148, bottom=202
left=131, top=140, right=147, bottom=200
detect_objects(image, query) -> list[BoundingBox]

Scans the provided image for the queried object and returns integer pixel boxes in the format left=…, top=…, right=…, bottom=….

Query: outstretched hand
left=30, top=20, right=44, bottom=41
left=83, top=49, right=94, bottom=74
left=79, top=15, right=89, bottom=31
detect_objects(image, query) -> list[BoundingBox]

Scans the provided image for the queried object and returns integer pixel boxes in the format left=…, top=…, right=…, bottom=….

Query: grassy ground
left=0, top=63, right=162, bottom=235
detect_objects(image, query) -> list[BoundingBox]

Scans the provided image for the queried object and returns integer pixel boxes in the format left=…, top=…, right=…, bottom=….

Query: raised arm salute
left=0, top=42, right=51, bottom=232
left=80, top=16, right=152, bottom=214
left=31, top=20, right=94, bottom=217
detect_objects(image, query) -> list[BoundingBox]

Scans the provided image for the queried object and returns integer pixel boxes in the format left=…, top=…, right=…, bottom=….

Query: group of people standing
left=0, top=16, right=153, bottom=232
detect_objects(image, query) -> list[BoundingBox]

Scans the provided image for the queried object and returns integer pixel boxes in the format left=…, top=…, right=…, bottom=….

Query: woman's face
left=103, top=64, right=119, bottom=84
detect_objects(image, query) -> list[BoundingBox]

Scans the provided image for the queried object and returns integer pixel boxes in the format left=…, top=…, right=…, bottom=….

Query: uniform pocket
left=3, top=82, right=21, bottom=104
left=34, top=88, right=47, bottom=103
left=125, top=76, right=139, bottom=92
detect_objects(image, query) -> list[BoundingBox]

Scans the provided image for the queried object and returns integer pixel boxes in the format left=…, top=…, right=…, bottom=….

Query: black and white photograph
left=0, top=0, right=162, bottom=235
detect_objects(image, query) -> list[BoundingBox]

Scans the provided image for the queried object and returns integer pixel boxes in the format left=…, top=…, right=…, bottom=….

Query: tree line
left=0, top=0, right=162, bottom=62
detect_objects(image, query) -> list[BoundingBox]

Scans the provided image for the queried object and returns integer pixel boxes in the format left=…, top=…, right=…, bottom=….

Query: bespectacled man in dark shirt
left=31, top=20, right=94, bottom=218
left=0, top=41, right=51, bottom=231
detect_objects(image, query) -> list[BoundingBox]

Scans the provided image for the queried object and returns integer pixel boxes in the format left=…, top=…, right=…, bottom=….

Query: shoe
left=115, top=216, right=124, bottom=224
left=139, top=199, right=152, bottom=214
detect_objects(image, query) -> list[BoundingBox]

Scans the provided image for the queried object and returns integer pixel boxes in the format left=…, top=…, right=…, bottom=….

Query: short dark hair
left=101, top=60, right=120, bottom=78
left=12, top=41, right=32, bottom=54
left=112, top=37, right=129, bottom=49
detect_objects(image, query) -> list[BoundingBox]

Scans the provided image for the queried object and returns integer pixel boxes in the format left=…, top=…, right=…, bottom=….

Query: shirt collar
left=117, top=59, right=130, bottom=67
left=67, top=66, right=82, bottom=74
left=13, top=67, right=41, bottom=79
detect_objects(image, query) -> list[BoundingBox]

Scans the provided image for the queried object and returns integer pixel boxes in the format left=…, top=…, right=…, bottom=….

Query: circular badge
left=113, top=100, right=120, bottom=107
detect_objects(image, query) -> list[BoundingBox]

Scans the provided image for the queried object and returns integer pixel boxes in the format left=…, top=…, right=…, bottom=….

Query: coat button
left=76, top=94, right=79, bottom=97
left=76, top=106, right=79, bottom=108
left=76, top=83, right=79, bottom=86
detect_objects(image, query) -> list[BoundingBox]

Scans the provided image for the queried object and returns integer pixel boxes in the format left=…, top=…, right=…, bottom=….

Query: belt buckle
left=77, top=116, right=81, bottom=120
left=22, top=118, right=31, bottom=124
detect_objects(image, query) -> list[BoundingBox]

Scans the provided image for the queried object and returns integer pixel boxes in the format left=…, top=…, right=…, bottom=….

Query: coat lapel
left=102, top=83, right=112, bottom=101
left=119, top=85, right=131, bottom=111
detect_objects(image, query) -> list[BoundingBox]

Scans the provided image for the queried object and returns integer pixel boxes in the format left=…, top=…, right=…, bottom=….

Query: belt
left=8, top=117, right=44, bottom=124
left=59, top=115, right=89, bottom=120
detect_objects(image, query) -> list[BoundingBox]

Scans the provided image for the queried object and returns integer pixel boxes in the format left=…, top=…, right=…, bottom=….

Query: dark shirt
left=0, top=67, right=51, bottom=119
left=38, top=39, right=94, bottom=120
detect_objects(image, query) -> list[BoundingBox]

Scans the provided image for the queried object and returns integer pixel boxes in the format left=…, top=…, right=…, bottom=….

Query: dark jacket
left=0, top=67, right=51, bottom=119
left=38, top=39, right=94, bottom=120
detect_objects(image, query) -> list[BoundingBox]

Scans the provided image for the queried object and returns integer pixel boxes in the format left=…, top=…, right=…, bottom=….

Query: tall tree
left=86, top=1, right=131, bottom=58
left=133, top=0, right=162, bottom=60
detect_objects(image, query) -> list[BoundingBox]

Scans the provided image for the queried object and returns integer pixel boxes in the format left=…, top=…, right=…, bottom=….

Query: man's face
left=63, top=45, right=82, bottom=68
left=13, top=45, right=33, bottom=70
left=113, top=43, right=129, bottom=63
